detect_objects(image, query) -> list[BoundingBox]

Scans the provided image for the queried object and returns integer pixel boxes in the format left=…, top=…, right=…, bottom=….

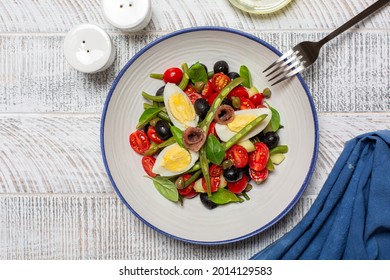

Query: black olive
left=223, top=166, right=243, bottom=182
left=228, top=72, right=240, bottom=80
left=221, top=98, right=233, bottom=107
left=261, top=131, right=280, bottom=149
left=155, top=120, right=172, bottom=140
left=200, top=193, right=218, bottom=210
left=213, top=60, right=229, bottom=75
left=194, top=98, right=210, bottom=119
left=156, top=85, right=165, bottom=96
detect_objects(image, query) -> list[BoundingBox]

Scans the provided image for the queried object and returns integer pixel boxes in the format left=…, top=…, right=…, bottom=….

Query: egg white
left=215, top=107, right=272, bottom=142
left=152, top=143, right=199, bottom=177
left=163, top=83, right=199, bottom=131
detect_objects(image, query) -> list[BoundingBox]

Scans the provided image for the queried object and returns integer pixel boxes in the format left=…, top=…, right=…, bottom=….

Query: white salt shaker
left=64, top=24, right=116, bottom=73
left=101, top=0, right=152, bottom=31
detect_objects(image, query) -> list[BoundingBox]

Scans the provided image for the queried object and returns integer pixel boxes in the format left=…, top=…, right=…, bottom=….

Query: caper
left=231, top=96, right=241, bottom=109
left=263, top=87, right=271, bottom=98
left=222, top=159, right=233, bottom=170
left=194, top=81, right=205, bottom=93
left=175, top=176, right=186, bottom=190
left=244, top=184, right=253, bottom=192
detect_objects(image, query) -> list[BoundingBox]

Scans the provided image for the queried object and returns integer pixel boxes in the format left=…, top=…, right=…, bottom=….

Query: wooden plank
left=0, top=194, right=316, bottom=260
left=0, top=113, right=388, bottom=195
left=0, top=31, right=389, bottom=113
left=0, top=0, right=389, bottom=33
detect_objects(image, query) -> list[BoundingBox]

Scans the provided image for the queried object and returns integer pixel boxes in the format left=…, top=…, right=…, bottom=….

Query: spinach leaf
left=137, top=107, right=163, bottom=129
left=188, top=62, right=208, bottom=84
left=148, top=176, right=179, bottom=202
left=209, top=188, right=241, bottom=205
left=205, top=134, right=225, bottom=165
left=170, top=126, right=184, bottom=148
left=239, top=65, right=252, bottom=88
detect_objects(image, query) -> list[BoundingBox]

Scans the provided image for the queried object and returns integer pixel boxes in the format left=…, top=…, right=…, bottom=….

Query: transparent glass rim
left=228, top=0, right=293, bottom=14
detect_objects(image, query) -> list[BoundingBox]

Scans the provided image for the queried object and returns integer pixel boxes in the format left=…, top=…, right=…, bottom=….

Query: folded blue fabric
left=251, top=130, right=390, bottom=260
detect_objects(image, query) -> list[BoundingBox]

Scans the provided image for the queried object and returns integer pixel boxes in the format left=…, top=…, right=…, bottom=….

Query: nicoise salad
left=129, top=61, right=288, bottom=209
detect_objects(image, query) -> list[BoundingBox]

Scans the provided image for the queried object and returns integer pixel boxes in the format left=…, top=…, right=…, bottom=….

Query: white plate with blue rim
left=101, top=27, right=319, bottom=245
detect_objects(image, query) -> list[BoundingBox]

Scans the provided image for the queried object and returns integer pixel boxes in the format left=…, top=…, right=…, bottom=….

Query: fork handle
left=320, top=0, right=389, bottom=45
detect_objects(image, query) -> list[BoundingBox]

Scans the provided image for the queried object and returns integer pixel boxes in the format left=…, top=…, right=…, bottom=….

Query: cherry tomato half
left=209, top=164, right=223, bottom=177
left=226, top=144, right=249, bottom=168
left=227, top=174, right=249, bottom=194
left=227, top=86, right=249, bottom=100
left=147, top=126, right=164, bottom=144
left=249, top=168, right=268, bottom=184
left=163, top=67, right=183, bottom=84
left=208, top=122, right=218, bottom=138
left=129, top=130, right=150, bottom=154
left=202, top=176, right=221, bottom=193
left=178, top=174, right=198, bottom=198
left=249, top=142, right=269, bottom=171
left=207, top=91, right=219, bottom=106
left=202, top=81, right=214, bottom=99
left=141, top=156, right=157, bottom=177
left=184, top=85, right=203, bottom=104
left=240, top=98, right=255, bottom=110
left=212, top=73, right=230, bottom=92
left=250, top=93, right=264, bottom=107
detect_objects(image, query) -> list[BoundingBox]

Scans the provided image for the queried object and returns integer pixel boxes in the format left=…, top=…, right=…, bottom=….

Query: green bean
left=142, top=91, right=164, bottom=102
left=143, top=137, right=175, bottom=156
left=178, top=63, right=190, bottom=90
left=143, top=103, right=171, bottom=122
left=199, top=77, right=244, bottom=134
left=207, top=71, right=214, bottom=79
left=199, top=147, right=211, bottom=196
left=184, top=170, right=202, bottom=187
left=222, top=114, right=268, bottom=151
left=270, top=145, right=288, bottom=155
left=150, top=73, right=164, bottom=79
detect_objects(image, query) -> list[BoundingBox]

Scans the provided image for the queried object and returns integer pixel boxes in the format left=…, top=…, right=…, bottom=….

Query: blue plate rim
left=100, top=26, right=319, bottom=245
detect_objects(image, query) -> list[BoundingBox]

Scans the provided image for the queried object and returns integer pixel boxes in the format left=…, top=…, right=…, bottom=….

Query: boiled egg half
left=164, top=83, right=199, bottom=131
left=215, top=107, right=272, bottom=142
left=152, top=143, right=199, bottom=177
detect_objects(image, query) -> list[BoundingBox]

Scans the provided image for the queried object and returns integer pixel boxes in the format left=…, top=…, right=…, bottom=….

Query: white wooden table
left=0, top=0, right=389, bottom=260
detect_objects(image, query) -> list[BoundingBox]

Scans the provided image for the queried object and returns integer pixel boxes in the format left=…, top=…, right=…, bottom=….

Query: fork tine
left=268, top=59, right=302, bottom=82
left=263, top=49, right=294, bottom=73
left=265, top=52, right=301, bottom=78
left=270, top=65, right=305, bottom=86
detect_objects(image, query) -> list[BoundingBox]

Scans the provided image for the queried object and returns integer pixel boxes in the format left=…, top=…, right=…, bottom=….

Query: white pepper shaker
left=101, top=0, right=152, bottom=31
left=64, top=24, right=115, bottom=73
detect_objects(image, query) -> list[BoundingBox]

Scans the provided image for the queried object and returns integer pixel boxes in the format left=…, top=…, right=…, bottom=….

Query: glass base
left=228, top=0, right=293, bottom=14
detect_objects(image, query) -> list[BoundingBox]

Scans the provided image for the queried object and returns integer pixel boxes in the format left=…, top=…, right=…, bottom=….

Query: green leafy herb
left=206, top=134, right=225, bottom=165
left=137, top=107, right=163, bottom=129
left=148, top=176, right=179, bottom=202
left=209, top=188, right=241, bottom=205
left=170, top=126, right=184, bottom=148
left=265, top=101, right=281, bottom=132
left=188, top=62, right=208, bottom=84
left=239, top=65, right=252, bottom=88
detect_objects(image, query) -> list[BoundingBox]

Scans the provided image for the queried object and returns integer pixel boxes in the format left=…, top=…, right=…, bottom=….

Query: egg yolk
left=168, top=93, right=195, bottom=126
left=227, top=114, right=257, bottom=132
left=161, top=145, right=191, bottom=172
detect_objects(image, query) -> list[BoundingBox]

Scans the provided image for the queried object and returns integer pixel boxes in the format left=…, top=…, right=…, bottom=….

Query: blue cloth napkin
left=251, top=130, right=390, bottom=260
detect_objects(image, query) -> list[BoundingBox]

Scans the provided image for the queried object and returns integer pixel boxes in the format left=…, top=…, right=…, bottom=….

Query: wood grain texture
left=0, top=194, right=315, bottom=260
left=0, top=0, right=389, bottom=33
left=0, top=31, right=389, bottom=113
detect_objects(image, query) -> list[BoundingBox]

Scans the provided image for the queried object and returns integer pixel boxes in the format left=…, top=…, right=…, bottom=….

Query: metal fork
left=264, top=0, right=389, bottom=86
